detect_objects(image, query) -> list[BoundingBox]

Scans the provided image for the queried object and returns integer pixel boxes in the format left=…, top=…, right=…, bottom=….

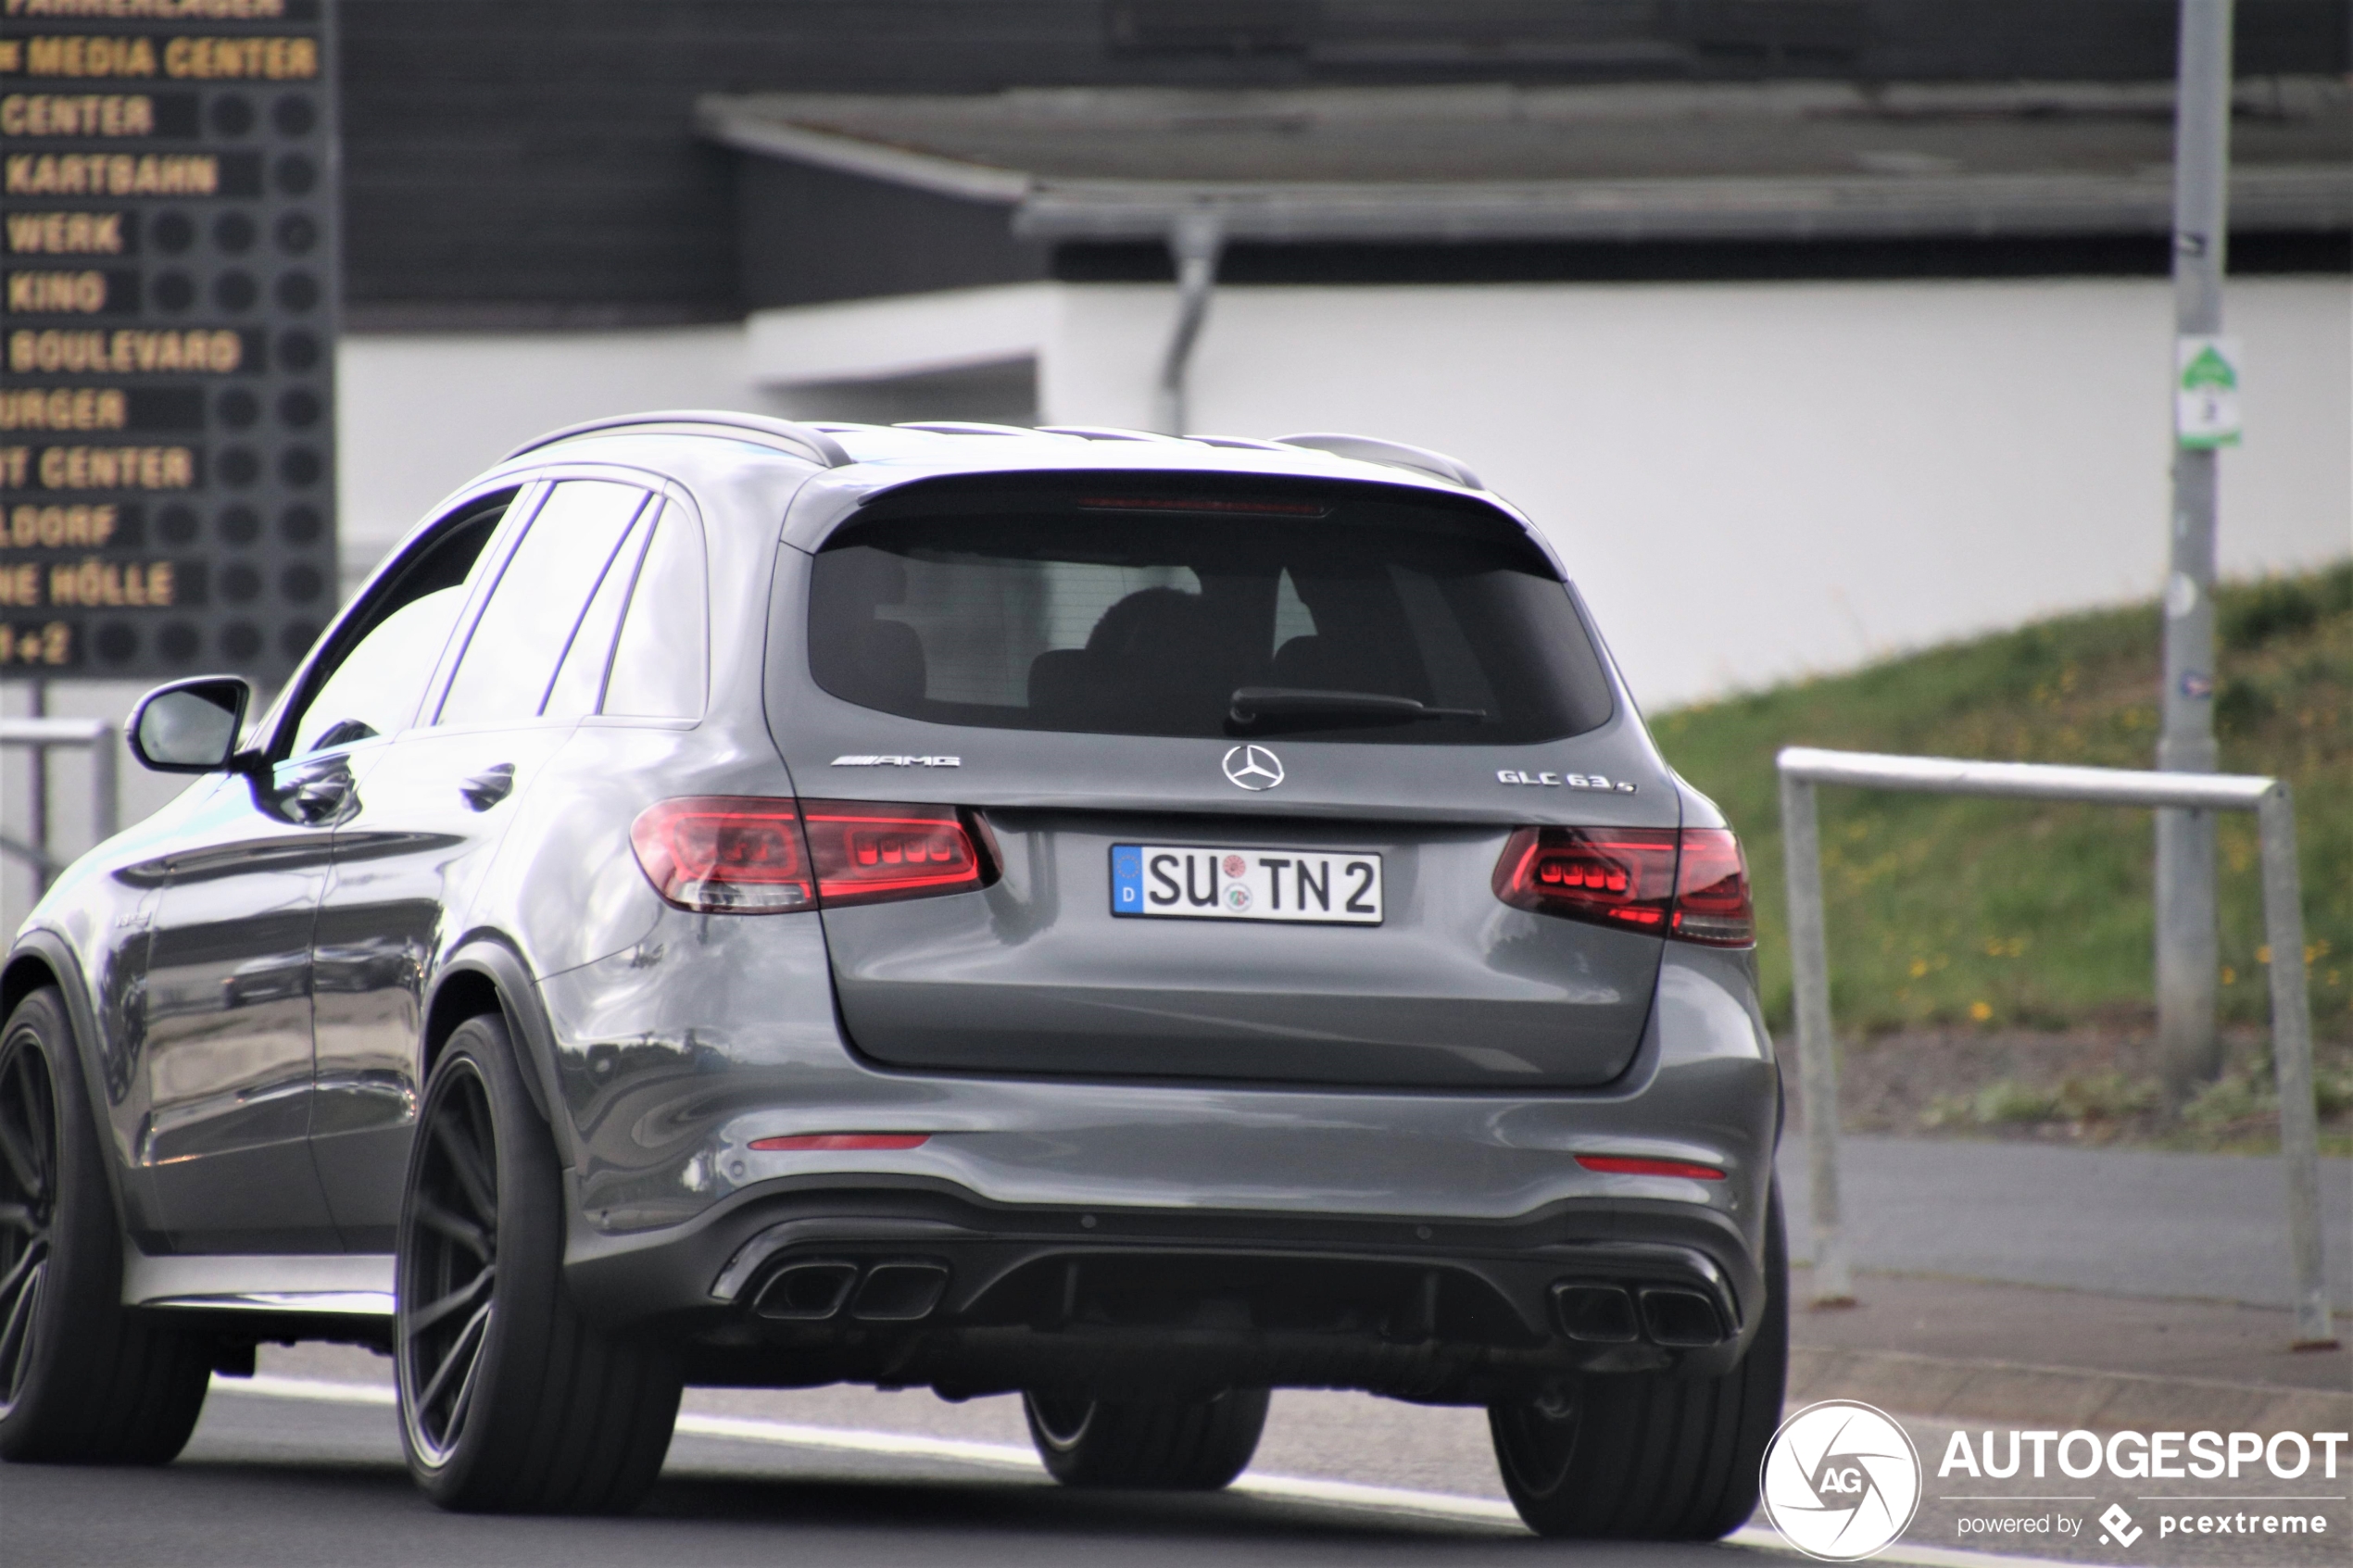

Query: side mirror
left=127, top=676, right=253, bottom=773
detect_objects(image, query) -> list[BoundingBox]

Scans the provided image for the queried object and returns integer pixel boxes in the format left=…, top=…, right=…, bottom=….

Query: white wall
left=332, top=281, right=2352, bottom=709
left=334, top=323, right=767, bottom=586
left=1044, top=275, right=2352, bottom=709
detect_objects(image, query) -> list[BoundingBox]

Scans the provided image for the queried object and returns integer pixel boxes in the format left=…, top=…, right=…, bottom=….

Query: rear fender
left=424, top=938, right=572, bottom=1167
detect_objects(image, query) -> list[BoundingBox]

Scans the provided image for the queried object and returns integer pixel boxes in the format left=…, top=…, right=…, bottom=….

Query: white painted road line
left=213, top=1375, right=2078, bottom=1568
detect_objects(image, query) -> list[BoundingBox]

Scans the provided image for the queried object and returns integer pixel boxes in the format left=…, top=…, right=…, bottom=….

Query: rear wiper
left=1228, top=686, right=1489, bottom=725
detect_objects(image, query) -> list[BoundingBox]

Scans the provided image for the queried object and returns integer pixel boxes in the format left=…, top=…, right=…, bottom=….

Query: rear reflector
left=748, top=1133, right=933, bottom=1152
left=631, top=797, right=988, bottom=914
left=1492, top=825, right=1754, bottom=947
left=1576, top=1154, right=1727, bottom=1181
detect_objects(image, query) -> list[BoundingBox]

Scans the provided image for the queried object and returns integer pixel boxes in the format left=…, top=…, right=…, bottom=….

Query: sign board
left=1, top=0, right=337, bottom=684
left=2175, top=334, right=2242, bottom=450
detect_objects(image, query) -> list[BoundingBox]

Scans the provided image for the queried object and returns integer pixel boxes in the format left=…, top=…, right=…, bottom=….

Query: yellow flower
left=1969, top=1000, right=1994, bottom=1022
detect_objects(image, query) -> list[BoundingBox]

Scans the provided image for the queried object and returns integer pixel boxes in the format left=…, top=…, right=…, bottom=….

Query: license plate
left=1110, top=845, right=1383, bottom=924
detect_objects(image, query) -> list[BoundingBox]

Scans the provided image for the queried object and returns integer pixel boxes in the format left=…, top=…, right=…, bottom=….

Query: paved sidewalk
left=1788, top=1265, right=2350, bottom=1434
left=1777, top=1135, right=2353, bottom=1310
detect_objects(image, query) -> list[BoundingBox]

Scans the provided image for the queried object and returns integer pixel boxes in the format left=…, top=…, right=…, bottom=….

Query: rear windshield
left=804, top=487, right=1614, bottom=745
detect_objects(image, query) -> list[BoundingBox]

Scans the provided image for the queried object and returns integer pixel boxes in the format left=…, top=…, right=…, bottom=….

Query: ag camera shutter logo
left=1760, top=1400, right=1923, bottom=1561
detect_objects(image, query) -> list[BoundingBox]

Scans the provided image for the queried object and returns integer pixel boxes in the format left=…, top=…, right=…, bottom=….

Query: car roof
left=501, top=410, right=1483, bottom=494
left=468, top=410, right=1567, bottom=578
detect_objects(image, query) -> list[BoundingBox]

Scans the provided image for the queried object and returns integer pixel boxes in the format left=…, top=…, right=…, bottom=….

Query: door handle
left=459, top=764, right=516, bottom=811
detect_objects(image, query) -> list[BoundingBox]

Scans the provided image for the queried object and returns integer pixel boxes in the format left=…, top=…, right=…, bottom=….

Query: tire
left=0, top=986, right=212, bottom=1465
left=1488, top=1191, right=1788, bottom=1539
left=396, top=1010, right=681, bottom=1512
left=1023, top=1386, right=1270, bottom=1489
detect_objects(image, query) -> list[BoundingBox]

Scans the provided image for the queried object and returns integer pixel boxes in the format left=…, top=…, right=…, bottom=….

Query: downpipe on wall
left=1152, top=210, right=1226, bottom=436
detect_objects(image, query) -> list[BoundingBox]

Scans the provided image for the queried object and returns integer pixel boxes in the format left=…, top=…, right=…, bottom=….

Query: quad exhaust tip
left=1551, top=1281, right=1728, bottom=1347
left=752, top=1259, right=950, bottom=1323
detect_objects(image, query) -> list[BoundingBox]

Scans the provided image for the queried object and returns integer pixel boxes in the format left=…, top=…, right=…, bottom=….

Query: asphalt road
left=4, top=1364, right=2344, bottom=1568
left=0, top=1382, right=1725, bottom=1568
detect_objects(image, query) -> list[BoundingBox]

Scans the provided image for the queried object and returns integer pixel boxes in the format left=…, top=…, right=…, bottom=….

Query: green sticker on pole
left=2176, top=335, right=2242, bottom=449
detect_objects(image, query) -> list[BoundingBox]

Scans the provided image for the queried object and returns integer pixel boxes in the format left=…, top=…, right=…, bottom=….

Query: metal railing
left=1, top=716, right=119, bottom=893
left=1778, top=746, right=2334, bottom=1349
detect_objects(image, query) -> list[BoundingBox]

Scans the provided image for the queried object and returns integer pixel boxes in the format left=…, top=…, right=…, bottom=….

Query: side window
left=435, top=481, right=648, bottom=727
left=598, top=501, right=707, bottom=721
left=540, top=508, right=652, bottom=721
left=287, top=492, right=510, bottom=757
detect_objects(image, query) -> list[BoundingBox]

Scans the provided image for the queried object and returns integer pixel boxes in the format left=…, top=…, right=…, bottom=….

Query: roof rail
left=1034, top=425, right=1187, bottom=444
left=504, top=410, right=852, bottom=468
left=895, top=421, right=1067, bottom=439
left=1186, top=433, right=1294, bottom=451
left=1272, top=433, right=1482, bottom=491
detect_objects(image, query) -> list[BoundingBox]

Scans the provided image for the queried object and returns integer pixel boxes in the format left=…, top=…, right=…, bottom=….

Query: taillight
left=1667, top=828, right=1754, bottom=946
left=1493, top=826, right=1678, bottom=933
left=629, top=797, right=988, bottom=914
left=1493, top=825, right=1754, bottom=947
left=631, top=797, right=813, bottom=912
left=800, top=798, right=985, bottom=907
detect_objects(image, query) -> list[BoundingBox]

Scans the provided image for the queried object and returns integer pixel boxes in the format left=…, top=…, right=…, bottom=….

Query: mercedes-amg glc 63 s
left=1, top=415, right=1783, bottom=1537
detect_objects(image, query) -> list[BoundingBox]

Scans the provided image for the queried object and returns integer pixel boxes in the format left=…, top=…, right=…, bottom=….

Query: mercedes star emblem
left=1221, top=744, right=1285, bottom=791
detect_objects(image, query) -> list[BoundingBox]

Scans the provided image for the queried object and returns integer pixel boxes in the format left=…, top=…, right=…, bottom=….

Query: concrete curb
left=1791, top=1347, right=2352, bottom=1436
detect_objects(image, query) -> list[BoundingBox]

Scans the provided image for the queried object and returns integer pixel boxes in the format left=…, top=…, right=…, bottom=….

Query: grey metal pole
left=90, top=714, right=119, bottom=844
left=2256, top=786, right=2335, bottom=1348
left=1152, top=210, right=1224, bottom=436
left=1778, top=770, right=1854, bottom=1306
left=25, top=679, right=49, bottom=897
left=2156, top=0, right=2233, bottom=1099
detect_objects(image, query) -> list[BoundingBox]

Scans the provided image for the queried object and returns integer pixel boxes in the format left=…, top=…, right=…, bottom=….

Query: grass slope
left=1653, top=561, right=2350, bottom=1039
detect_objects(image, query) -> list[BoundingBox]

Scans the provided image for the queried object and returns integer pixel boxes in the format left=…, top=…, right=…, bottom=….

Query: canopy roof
left=700, top=79, right=2352, bottom=245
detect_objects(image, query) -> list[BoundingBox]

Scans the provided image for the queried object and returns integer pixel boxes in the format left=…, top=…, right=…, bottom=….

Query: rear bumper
left=565, top=1174, right=1769, bottom=1403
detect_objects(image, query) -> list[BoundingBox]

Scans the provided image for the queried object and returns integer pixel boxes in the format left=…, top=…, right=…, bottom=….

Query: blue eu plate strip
left=1111, top=845, right=1144, bottom=915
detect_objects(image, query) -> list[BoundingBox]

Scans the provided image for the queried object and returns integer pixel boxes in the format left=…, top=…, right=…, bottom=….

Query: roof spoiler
left=505, top=410, right=852, bottom=469
left=1272, top=433, right=1482, bottom=490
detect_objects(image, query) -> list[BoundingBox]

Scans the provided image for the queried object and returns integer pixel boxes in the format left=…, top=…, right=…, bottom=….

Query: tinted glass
left=601, top=502, right=708, bottom=721
left=806, top=495, right=1612, bottom=745
left=289, top=495, right=506, bottom=755
left=437, top=481, right=647, bottom=727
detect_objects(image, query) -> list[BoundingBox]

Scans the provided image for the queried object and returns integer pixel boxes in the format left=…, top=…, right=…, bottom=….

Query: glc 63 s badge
left=1496, top=769, right=1636, bottom=793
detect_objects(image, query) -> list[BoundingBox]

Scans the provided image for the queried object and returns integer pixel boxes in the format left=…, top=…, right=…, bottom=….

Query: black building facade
left=341, top=0, right=2353, bottom=329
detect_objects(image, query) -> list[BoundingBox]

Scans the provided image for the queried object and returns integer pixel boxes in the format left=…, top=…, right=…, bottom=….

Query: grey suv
left=0, top=414, right=1782, bottom=1537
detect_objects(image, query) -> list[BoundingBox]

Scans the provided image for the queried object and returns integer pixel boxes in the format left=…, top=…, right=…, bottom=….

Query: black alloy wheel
left=394, top=1011, right=679, bottom=1512
left=1026, top=1391, right=1095, bottom=1453
left=1022, top=1386, right=1269, bottom=1489
left=397, top=1054, right=499, bottom=1467
left=1488, top=1192, right=1789, bottom=1538
left=0, top=1034, right=58, bottom=1414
